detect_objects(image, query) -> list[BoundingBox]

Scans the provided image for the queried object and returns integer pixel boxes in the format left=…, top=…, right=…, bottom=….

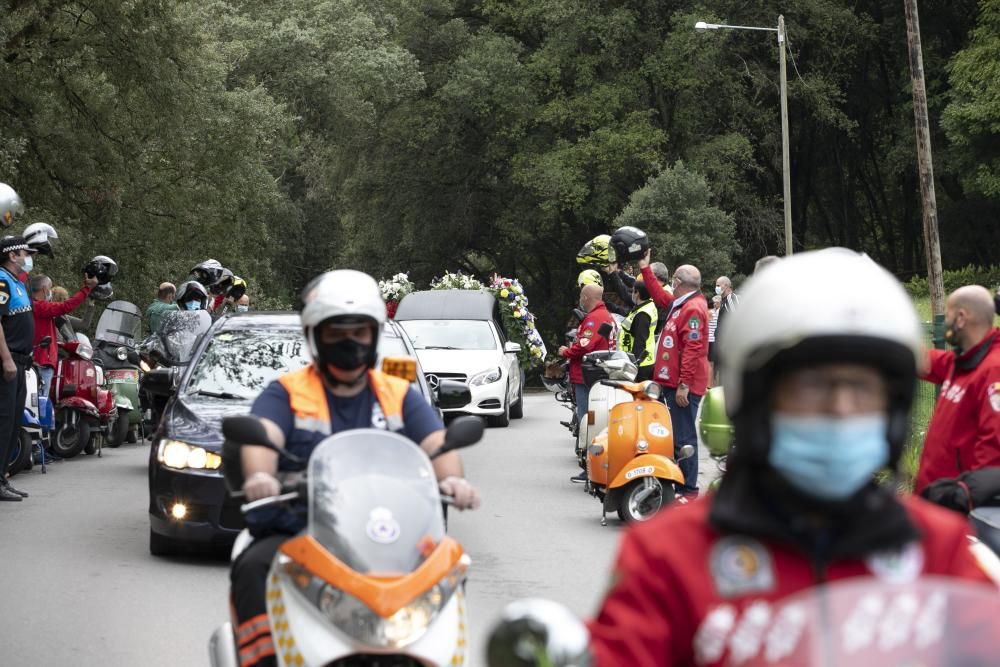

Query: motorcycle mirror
left=432, top=416, right=484, bottom=459
left=436, top=379, right=471, bottom=410
left=486, top=598, right=591, bottom=667
left=677, top=445, right=695, bottom=462
left=222, top=416, right=277, bottom=451
left=597, top=323, right=613, bottom=338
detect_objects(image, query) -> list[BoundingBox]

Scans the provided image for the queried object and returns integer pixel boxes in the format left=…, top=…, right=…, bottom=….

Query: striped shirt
left=708, top=308, right=719, bottom=343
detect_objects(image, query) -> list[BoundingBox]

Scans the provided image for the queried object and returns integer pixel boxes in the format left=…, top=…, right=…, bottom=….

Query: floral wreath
left=378, top=272, right=415, bottom=319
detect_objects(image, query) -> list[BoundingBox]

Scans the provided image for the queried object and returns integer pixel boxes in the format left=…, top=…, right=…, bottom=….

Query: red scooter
left=49, top=333, right=117, bottom=458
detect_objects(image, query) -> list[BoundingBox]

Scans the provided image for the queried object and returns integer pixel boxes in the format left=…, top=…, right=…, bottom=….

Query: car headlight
left=116, top=346, right=128, bottom=361
left=280, top=553, right=468, bottom=649
left=157, top=439, right=222, bottom=470
left=470, top=367, right=502, bottom=386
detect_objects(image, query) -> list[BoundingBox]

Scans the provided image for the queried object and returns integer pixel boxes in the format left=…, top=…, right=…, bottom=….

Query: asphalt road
left=0, top=392, right=720, bottom=666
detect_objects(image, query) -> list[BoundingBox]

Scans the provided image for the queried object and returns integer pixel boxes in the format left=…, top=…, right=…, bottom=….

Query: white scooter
left=209, top=416, right=483, bottom=667
left=575, top=350, right=638, bottom=468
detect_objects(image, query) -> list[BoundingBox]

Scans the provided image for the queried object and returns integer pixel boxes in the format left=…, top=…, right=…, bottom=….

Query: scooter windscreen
left=308, top=429, right=445, bottom=575
left=95, top=300, right=142, bottom=347
left=157, top=310, right=211, bottom=365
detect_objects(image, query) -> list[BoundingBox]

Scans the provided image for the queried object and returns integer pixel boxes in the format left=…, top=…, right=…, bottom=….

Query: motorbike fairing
left=57, top=396, right=100, bottom=418
left=608, top=453, right=685, bottom=490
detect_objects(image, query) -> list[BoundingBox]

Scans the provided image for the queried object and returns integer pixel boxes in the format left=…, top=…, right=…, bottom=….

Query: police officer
left=229, top=270, right=480, bottom=667
left=618, top=277, right=656, bottom=381
left=589, top=249, right=1000, bottom=666
left=0, top=236, right=36, bottom=500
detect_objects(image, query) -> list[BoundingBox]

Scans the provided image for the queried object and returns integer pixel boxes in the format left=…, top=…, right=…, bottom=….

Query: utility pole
left=904, top=0, right=946, bottom=348
left=778, top=15, right=792, bottom=256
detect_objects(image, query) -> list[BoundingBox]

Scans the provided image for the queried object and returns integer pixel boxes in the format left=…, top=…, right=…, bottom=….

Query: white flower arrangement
left=378, top=272, right=415, bottom=303
left=429, top=271, right=484, bottom=291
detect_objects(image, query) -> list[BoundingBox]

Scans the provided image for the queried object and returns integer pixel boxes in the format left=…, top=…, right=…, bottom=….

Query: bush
left=904, top=264, right=1000, bottom=297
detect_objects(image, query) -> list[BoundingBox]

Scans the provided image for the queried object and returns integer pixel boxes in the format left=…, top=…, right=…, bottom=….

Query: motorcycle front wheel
left=108, top=413, right=129, bottom=448
left=618, top=477, right=672, bottom=523
left=53, top=411, right=89, bottom=458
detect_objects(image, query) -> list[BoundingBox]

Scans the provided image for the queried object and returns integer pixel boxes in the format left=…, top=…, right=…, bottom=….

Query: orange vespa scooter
left=586, top=380, right=693, bottom=525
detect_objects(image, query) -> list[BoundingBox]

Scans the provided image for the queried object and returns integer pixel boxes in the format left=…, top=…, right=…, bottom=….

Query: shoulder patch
left=689, top=317, right=701, bottom=330
left=689, top=331, right=700, bottom=341
left=710, top=536, right=775, bottom=598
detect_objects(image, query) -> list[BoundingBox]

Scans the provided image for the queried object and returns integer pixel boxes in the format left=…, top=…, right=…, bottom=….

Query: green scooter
left=93, top=301, right=144, bottom=447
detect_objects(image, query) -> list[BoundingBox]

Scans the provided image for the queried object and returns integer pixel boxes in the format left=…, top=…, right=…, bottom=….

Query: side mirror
left=39, top=336, right=52, bottom=349
left=432, top=416, right=484, bottom=459
left=220, top=415, right=305, bottom=468
left=677, top=444, right=695, bottom=462
left=142, top=368, right=176, bottom=397
left=486, top=598, right=591, bottom=667
left=437, top=379, right=471, bottom=410
left=504, top=341, right=522, bottom=354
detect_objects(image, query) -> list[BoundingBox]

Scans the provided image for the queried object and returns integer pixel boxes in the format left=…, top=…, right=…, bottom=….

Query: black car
left=147, top=313, right=461, bottom=556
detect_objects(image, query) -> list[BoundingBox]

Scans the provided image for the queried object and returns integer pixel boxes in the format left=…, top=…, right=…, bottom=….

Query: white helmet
left=23, top=222, right=58, bottom=256
left=301, top=270, right=386, bottom=367
left=0, top=183, right=24, bottom=228
left=718, top=248, right=923, bottom=466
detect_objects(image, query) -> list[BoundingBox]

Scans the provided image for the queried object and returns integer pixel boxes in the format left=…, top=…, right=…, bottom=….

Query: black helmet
left=176, top=280, right=209, bottom=310
left=89, top=283, right=114, bottom=301
left=227, top=276, right=247, bottom=301
left=83, top=255, right=118, bottom=285
left=210, top=267, right=235, bottom=295
left=610, top=226, right=649, bottom=263
left=190, top=259, right=223, bottom=286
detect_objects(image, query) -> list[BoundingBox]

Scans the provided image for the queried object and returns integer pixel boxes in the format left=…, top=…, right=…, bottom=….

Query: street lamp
left=695, top=16, right=792, bottom=256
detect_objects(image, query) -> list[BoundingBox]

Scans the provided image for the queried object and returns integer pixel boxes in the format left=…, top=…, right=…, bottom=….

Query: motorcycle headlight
left=470, top=367, right=502, bottom=386
left=140, top=360, right=152, bottom=373
left=643, top=381, right=663, bottom=401
left=281, top=553, right=468, bottom=649
left=116, top=346, right=128, bottom=361
left=157, top=439, right=222, bottom=470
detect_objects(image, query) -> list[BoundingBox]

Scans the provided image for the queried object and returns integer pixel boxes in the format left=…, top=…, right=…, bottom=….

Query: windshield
left=185, top=329, right=308, bottom=400
left=158, top=310, right=212, bottom=364
left=399, top=320, right=496, bottom=351
left=726, top=577, right=1000, bottom=665
left=96, top=301, right=142, bottom=346
left=308, top=430, right=444, bottom=575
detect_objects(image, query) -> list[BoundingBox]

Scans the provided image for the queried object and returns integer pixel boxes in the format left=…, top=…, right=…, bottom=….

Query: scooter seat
left=970, top=507, right=1000, bottom=555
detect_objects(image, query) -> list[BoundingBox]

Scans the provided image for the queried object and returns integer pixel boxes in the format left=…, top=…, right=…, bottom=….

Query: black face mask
left=319, top=338, right=371, bottom=371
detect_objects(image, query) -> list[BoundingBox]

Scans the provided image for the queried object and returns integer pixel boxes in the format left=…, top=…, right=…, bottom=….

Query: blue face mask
left=21, top=255, right=33, bottom=273
left=184, top=301, right=201, bottom=311
left=236, top=305, right=249, bottom=313
left=768, top=413, right=889, bottom=501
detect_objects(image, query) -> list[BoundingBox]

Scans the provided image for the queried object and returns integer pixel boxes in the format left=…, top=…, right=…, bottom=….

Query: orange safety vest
left=278, top=366, right=410, bottom=435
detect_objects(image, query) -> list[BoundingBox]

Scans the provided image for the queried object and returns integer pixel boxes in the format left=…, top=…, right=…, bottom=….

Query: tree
left=614, top=163, right=738, bottom=282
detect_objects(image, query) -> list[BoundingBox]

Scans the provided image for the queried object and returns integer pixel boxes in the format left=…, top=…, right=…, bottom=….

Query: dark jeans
left=0, top=361, right=26, bottom=479
left=664, top=387, right=702, bottom=495
left=573, top=383, right=589, bottom=426
left=230, top=534, right=287, bottom=667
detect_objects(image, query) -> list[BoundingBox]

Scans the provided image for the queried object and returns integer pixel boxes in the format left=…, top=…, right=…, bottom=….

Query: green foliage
left=614, top=163, right=738, bottom=282
left=904, top=264, right=1000, bottom=297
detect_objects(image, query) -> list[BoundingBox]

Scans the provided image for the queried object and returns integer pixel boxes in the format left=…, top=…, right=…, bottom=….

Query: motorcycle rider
left=230, top=269, right=480, bottom=667
left=589, top=249, right=1000, bottom=667
left=174, top=280, right=209, bottom=311
left=0, top=236, right=36, bottom=500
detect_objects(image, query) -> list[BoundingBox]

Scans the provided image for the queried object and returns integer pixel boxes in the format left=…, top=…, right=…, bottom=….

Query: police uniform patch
left=663, top=336, right=674, bottom=349
left=989, top=383, right=1000, bottom=413
left=689, top=317, right=701, bottom=329
left=710, top=536, right=775, bottom=598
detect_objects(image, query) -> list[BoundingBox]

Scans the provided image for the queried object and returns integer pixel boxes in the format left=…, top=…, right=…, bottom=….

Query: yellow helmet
left=577, top=269, right=603, bottom=287
left=576, top=234, right=615, bottom=267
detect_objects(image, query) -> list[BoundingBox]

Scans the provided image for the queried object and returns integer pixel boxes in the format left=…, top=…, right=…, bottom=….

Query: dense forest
left=2, top=0, right=999, bottom=342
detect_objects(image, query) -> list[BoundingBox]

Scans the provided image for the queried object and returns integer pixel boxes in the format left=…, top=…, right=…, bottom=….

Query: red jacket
left=648, top=286, right=709, bottom=394
left=915, top=331, right=1000, bottom=494
left=32, top=286, right=91, bottom=368
left=589, top=496, right=996, bottom=667
left=561, top=302, right=616, bottom=385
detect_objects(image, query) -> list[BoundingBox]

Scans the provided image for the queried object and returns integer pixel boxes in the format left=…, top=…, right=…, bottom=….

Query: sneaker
left=2, top=481, right=28, bottom=498
left=570, top=471, right=588, bottom=483
left=0, top=486, right=23, bottom=501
